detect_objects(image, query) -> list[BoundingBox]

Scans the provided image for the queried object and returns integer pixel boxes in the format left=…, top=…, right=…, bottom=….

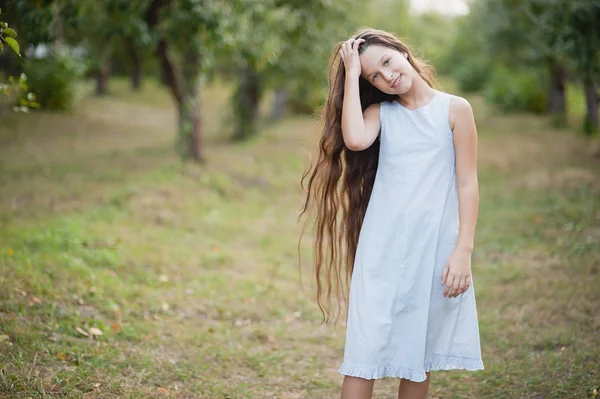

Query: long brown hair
left=298, top=28, right=438, bottom=325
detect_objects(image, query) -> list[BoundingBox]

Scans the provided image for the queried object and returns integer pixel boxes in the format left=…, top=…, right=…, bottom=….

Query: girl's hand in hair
left=339, top=38, right=365, bottom=78
left=441, top=248, right=472, bottom=298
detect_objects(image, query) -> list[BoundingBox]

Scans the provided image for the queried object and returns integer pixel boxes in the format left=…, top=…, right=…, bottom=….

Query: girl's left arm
left=451, top=96, right=479, bottom=254
left=441, top=96, right=479, bottom=298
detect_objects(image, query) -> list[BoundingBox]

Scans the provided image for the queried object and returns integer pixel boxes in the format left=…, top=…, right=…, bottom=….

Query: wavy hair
left=298, top=28, right=438, bottom=325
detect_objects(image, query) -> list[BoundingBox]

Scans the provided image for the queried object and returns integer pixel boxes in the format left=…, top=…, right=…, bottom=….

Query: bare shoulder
left=363, top=102, right=381, bottom=116
left=448, top=95, right=474, bottom=130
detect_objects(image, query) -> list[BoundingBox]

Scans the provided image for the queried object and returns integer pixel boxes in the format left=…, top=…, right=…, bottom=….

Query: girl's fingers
left=353, top=38, right=365, bottom=49
left=340, top=38, right=365, bottom=60
left=441, top=265, right=449, bottom=285
left=450, top=278, right=459, bottom=297
left=344, top=40, right=353, bottom=54
left=443, top=276, right=454, bottom=297
left=457, top=277, right=466, bottom=296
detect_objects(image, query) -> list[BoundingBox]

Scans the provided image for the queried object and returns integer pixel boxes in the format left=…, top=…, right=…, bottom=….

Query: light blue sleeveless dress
left=338, top=90, right=484, bottom=382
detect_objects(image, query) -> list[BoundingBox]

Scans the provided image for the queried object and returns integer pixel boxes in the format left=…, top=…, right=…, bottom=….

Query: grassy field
left=0, top=78, right=599, bottom=399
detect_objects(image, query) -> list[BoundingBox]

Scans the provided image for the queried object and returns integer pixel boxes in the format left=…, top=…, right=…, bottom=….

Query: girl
left=299, top=28, right=484, bottom=399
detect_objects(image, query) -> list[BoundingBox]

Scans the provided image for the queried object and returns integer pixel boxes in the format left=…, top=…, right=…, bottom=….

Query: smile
left=392, top=75, right=402, bottom=88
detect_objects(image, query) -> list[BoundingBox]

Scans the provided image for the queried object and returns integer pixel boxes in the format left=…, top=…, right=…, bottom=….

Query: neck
left=397, top=74, right=436, bottom=108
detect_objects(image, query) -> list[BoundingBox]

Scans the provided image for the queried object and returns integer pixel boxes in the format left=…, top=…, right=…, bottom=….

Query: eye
left=384, top=58, right=390, bottom=65
left=372, top=73, right=379, bottom=82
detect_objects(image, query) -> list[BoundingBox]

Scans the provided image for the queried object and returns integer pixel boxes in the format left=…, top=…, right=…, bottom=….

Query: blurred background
left=0, top=0, right=598, bottom=398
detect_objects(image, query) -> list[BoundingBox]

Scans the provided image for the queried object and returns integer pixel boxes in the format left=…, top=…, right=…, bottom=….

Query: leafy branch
left=0, top=8, right=21, bottom=57
left=0, top=8, right=39, bottom=113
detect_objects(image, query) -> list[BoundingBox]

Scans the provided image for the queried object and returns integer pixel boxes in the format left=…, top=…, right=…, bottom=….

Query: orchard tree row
left=0, top=0, right=359, bottom=161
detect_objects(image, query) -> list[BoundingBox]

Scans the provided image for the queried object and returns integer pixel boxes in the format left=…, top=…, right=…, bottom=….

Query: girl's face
left=360, top=45, right=413, bottom=95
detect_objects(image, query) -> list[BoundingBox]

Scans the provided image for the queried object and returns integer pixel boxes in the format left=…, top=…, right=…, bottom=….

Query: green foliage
left=448, top=0, right=599, bottom=126
left=452, top=56, right=491, bottom=93
left=24, top=51, right=85, bottom=111
left=0, top=8, right=39, bottom=114
left=287, top=85, right=326, bottom=115
left=0, top=73, right=41, bottom=112
left=205, top=0, right=360, bottom=136
left=362, top=0, right=412, bottom=37
left=483, top=65, right=547, bottom=114
left=267, top=0, right=359, bottom=114
left=76, top=0, right=152, bottom=71
left=0, top=8, right=21, bottom=57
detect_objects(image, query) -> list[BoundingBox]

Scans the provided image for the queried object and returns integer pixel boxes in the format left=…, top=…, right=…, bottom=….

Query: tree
left=482, top=0, right=569, bottom=121
left=77, top=0, right=151, bottom=96
left=559, top=0, right=600, bottom=134
left=219, top=0, right=359, bottom=140
left=145, top=0, right=232, bottom=162
left=260, top=0, right=359, bottom=119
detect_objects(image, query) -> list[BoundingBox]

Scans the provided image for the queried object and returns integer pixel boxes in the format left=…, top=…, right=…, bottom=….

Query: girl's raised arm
left=339, top=39, right=381, bottom=151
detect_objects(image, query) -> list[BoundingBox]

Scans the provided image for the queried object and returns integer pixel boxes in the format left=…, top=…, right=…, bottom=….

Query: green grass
left=0, top=77, right=599, bottom=398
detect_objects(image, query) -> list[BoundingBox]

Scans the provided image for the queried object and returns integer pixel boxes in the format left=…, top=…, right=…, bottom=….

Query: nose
left=386, top=73, right=394, bottom=82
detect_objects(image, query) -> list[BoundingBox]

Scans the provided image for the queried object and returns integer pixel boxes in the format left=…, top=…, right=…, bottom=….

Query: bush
left=287, top=83, right=327, bottom=115
left=452, top=56, right=491, bottom=93
left=23, top=50, right=85, bottom=111
left=483, top=65, right=547, bottom=114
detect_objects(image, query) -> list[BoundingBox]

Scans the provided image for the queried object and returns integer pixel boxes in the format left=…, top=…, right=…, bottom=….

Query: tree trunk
left=233, top=59, right=261, bottom=140
left=547, top=62, right=566, bottom=125
left=583, top=78, right=599, bottom=135
left=270, top=87, right=287, bottom=121
left=145, top=0, right=203, bottom=162
left=145, top=0, right=177, bottom=90
left=95, top=56, right=110, bottom=96
left=156, top=39, right=183, bottom=106
left=128, top=39, right=142, bottom=91
left=178, top=48, right=203, bottom=161
left=52, top=2, right=64, bottom=49
left=177, top=94, right=202, bottom=161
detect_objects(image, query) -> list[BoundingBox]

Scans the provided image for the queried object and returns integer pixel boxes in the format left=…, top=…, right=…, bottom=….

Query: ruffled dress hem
left=338, top=355, right=484, bottom=382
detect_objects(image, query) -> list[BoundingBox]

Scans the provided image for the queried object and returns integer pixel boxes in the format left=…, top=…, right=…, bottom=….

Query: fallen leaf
left=7, top=249, right=14, bottom=256
left=88, top=327, right=103, bottom=336
left=111, top=323, right=122, bottom=333
left=157, top=386, right=168, bottom=394
left=0, top=334, right=10, bottom=343
left=29, top=297, right=41, bottom=305
left=77, top=298, right=84, bottom=305
left=56, top=352, right=67, bottom=361
left=161, top=303, right=170, bottom=311
left=94, top=383, right=101, bottom=388
left=158, top=274, right=169, bottom=282
left=48, top=333, right=61, bottom=342
left=268, top=335, right=276, bottom=344
left=76, top=327, right=89, bottom=337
